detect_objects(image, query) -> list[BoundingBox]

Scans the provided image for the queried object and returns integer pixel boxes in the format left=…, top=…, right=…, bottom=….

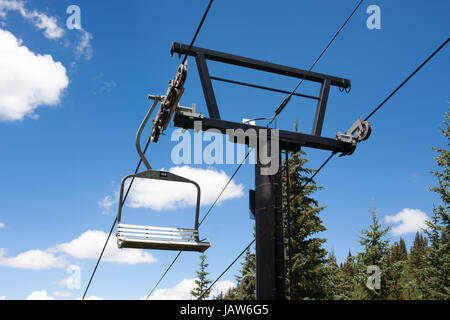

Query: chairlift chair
left=116, top=65, right=210, bottom=253
left=116, top=169, right=210, bottom=252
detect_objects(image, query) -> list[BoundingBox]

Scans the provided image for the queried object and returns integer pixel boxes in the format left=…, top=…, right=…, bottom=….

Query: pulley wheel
left=174, top=63, right=187, bottom=89
left=358, top=121, right=372, bottom=141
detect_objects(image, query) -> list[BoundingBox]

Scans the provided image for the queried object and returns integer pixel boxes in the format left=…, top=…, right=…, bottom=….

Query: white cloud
left=0, top=296, right=5, bottom=300
left=128, top=166, right=244, bottom=211
left=26, top=290, right=55, bottom=300
left=77, top=295, right=104, bottom=300
left=52, top=230, right=156, bottom=265
left=98, top=195, right=115, bottom=214
left=149, top=278, right=196, bottom=300
left=52, top=291, right=72, bottom=298
left=99, top=81, right=117, bottom=94
left=211, top=280, right=235, bottom=298
left=0, top=222, right=4, bottom=228
left=0, top=229, right=155, bottom=271
left=384, top=208, right=430, bottom=236
left=0, top=0, right=65, bottom=39
left=0, top=248, right=67, bottom=270
left=0, top=28, right=69, bottom=121
left=148, top=278, right=235, bottom=300
left=55, top=276, right=72, bottom=287
left=75, top=29, right=93, bottom=60
left=24, top=9, right=64, bottom=39
left=0, top=1, right=93, bottom=60
left=55, top=266, right=81, bottom=290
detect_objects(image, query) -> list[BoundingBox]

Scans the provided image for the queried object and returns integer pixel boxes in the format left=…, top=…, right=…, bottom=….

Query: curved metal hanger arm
left=136, top=96, right=162, bottom=170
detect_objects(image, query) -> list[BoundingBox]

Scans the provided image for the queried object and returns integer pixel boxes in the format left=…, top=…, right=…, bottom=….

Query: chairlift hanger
left=116, top=64, right=210, bottom=253
left=149, top=62, right=187, bottom=143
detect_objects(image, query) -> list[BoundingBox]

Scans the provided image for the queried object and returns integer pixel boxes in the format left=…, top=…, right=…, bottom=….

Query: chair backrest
left=116, top=170, right=201, bottom=233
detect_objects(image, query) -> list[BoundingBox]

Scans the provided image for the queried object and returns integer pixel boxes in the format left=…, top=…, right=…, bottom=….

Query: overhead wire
left=146, top=250, right=183, bottom=299
left=269, top=0, right=364, bottom=125
left=142, top=0, right=448, bottom=300
left=363, top=37, right=449, bottom=122
left=200, top=36, right=449, bottom=300
left=200, top=149, right=334, bottom=300
left=182, top=0, right=214, bottom=65
left=145, top=150, right=251, bottom=300
left=83, top=0, right=447, bottom=302
left=198, top=239, right=256, bottom=300
left=192, top=1, right=366, bottom=299
left=82, top=138, right=152, bottom=300
left=199, top=151, right=251, bottom=226
left=82, top=0, right=215, bottom=300
left=144, top=0, right=364, bottom=300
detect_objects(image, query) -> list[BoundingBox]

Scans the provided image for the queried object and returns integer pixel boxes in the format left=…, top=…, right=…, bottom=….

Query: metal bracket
left=176, top=104, right=203, bottom=120
left=335, top=117, right=372, bottom=155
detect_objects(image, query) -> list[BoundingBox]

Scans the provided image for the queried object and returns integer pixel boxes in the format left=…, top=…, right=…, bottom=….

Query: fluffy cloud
left=149, top=278, right=196, bottom=300
left=384, top=208, right=430, bottom=236
left=52, top=291, right=72, bottom=298
left=0, top=248, right=67, bottom=270
left=77, top=295, right=104, bottom=300
left=0, top=28, right=69, bottom=121
left=0, top=296, right=5, bottom=300
left=0, top=0, right=93, bottom=60
left=0, top=222, right=4, bottom=228
left=98, top=195, right=115, bottom=214
left=0, top=230, right=155, bottom=270
left=0, top=0, right=65, bottom=39
left=210, top=280, right=235, bottom=298
left=75, top=29, right=93, bottom=60
left=128, top=166, right=244, bottom=211
left=54, top=265, right=81, bottom=290
left=52, top=230, right=156, bottom=264
left=148, top=278, right=235, bottom=300
left=55, top=275, right=74, bottom=287
left=26, top=290, right=55, bottom=300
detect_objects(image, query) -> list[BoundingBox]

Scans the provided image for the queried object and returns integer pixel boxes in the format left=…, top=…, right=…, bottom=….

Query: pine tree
left=221, top=287, right=239, bottom=300
left=341, top=250, right=357, bottom=299
left=282, top=151, right=329, bottom=299
left=418, top=109, right=450, bottom=299
left=409, top=232, right=428, bottom=273
left=190, top=254, right=212, bottom=300
left=390, top=238, right=408, bottom=263
left=387, top=238, right=408, bottom=299
left=212, top=291, right=225, bottom=300
left=324, top=251, right=348, bottom=299
left=235, top=247, right=256, bottom=300
left=405, top=232, right=428, bottom=299
left=419, top=207, right=449, bottom=299
left=354, top=209, right=391, bottom=300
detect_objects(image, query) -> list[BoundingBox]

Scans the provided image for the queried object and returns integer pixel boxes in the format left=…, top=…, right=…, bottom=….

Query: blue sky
left=0, top=0, right=448, bottom=300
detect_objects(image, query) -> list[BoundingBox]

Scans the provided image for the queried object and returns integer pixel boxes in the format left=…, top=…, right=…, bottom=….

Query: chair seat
left=117, top=223, right=210, bottom=252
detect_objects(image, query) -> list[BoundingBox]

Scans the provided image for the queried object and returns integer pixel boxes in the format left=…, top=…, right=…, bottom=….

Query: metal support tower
left=170, top=42, right=355, bottom=300
left=254, top=137, right=284, bottom=299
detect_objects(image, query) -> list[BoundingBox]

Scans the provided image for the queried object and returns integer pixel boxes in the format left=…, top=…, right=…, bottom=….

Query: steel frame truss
left=170, top=42, right=354, bottom=153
